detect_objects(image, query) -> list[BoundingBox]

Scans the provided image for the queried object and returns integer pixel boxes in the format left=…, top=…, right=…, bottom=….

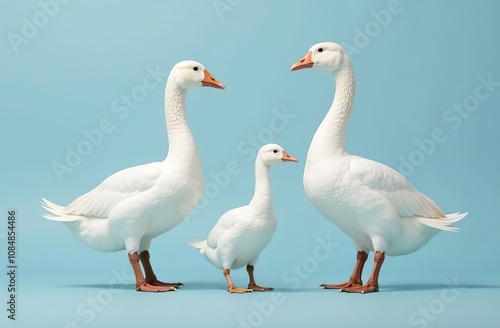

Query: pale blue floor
left=5, top=272, right=499, bottom=328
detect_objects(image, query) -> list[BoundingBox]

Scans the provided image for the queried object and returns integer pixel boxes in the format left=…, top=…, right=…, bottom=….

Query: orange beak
left=201, top=69, right=225, bottom=89
left=290, top=51, right=313, bottom=71
left=281, top=150, right=298, bottom=162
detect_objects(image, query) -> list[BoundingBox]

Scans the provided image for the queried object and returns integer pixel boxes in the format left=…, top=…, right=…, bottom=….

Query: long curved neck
left=249, top=158, right=273, bottom=217
left=163, top=78, right=198, bottom=162
left=308, top=58, right=355, bottom=161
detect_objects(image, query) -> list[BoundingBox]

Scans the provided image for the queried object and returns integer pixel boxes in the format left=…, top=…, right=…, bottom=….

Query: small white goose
left=190, top=144, right=298, bottom=293
left=291, top=42, right=467, bottom=293
left=42, top=60, right=224, bottom=292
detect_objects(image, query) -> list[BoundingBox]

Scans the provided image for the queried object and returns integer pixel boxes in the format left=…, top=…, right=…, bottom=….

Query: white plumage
left=42, top=60, right=225, bottom=292
left=190, top=144, right=298, bottom=293
left=291, top=42, right=467, bottom=293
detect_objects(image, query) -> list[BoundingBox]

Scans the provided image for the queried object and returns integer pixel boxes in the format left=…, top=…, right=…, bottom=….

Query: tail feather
left=41, top=197, right=79, bottom=222
left=417, top=212, right=468, bottom=232
left=188, top=240, right=207, bottom=254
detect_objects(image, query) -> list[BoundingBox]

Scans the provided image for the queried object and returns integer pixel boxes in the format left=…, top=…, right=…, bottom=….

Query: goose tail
left=417, top=212, right=468, bottom=232
left=188, top=240, right=207, bottom=254
left=41, top=197, right=79, bottom=222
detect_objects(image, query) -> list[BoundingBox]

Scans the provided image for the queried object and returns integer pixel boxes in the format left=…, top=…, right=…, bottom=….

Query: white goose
left=190, top=144, right=298, bottom=293
left=42, top=60, right=224, bottom=292
left=291, top=42, right=467, bottom=293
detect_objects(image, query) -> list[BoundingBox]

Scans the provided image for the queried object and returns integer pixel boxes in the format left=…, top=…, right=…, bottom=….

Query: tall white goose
left=190, top=144, right=298, bottom=293
left=42, top=60, right=224, bottom=292
left=291, top=42, right=467, bottom=293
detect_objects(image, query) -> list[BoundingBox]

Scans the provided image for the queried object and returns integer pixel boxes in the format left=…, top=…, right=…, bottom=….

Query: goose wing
left=350, top=157, right=445, bottom=218
left=206, top=206, right=247, bottom=249
left=60, top=163, right=162, bottom=218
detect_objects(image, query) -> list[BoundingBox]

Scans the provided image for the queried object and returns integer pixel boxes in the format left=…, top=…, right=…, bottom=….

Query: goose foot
left=228, top=286, right=253, bottom=294
left=248, top=283, right=274, bottom=292
left=339, top=283, right=379, bottom=294
left=147, top=278, right=183, bottom=288
left=136, top=280, right=177, bottom=292
left=320, top=279, right=362, bottom=290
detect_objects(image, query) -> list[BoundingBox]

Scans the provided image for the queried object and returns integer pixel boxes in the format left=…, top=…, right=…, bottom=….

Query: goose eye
left=318, top=48, right=324, bottom=53
left=273, top=150, right=278, bottom=153
left=193, top=67, right=199, bottom=71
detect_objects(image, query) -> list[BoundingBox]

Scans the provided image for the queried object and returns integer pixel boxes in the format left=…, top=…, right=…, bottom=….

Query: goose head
left=258, top=143, right=298, bottom=166
left=290, top=42, right=346, bottom=73
left=170, top=60, right=225, bottom=90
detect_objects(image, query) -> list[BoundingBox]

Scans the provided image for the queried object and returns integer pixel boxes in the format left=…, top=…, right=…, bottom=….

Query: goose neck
left=331, top=59, right=355, bottom=128
left=309, top=58, right=355, bottom=159
left=163, top=79, right=197, bottom=161
left=249, top=159, right=273, bottom=215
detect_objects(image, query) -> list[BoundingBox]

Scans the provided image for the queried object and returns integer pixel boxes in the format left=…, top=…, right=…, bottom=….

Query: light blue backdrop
left=1, top=1, right=499, bottom=327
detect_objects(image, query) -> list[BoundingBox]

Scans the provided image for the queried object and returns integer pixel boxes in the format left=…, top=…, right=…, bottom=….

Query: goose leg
left=321, top=251, right=368, bottom=289
left=139, top=250, right=183, bottom=288
left=340, top=251, right=385, bottom=294
left=129, top=252, right=176, bottom=292
left=246, top=265, right=273, bottom=291
left=224, top=269, right=252, bottom=294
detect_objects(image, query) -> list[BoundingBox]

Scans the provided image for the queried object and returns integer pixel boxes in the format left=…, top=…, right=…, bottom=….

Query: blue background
left=1, top=1, right=499, bottom=327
